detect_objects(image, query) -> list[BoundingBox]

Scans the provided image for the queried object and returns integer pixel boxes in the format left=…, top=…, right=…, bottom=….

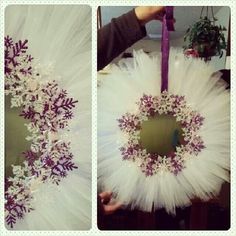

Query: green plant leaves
left=183, top=16, right=227, bottom=60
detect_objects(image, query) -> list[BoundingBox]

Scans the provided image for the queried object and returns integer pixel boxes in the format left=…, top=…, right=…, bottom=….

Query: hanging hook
left=211, top=6, right=216, bottom=25
left=200, top=6, right=204, bottom=19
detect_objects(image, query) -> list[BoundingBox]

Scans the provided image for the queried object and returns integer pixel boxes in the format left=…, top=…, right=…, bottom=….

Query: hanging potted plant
left=183, top=7, right=227, bottom=61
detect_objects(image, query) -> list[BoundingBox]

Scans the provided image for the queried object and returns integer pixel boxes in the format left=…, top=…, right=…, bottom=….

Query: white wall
left=112, top=36, right=185, bottom=64
left=208, top=6, right=230, bottom=71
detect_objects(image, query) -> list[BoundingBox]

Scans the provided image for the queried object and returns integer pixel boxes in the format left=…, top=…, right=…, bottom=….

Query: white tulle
left=98, top=49, right=230, bottom=214
left=5, top=5, right=91, bottom=230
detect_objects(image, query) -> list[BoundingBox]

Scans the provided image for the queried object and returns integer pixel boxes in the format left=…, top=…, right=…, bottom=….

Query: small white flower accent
left=27, top=79, right=38, bottom=91
left=12, top=165, right=25, bottom=177
left=11, top=95, right=23, bottom=107
left=48, top=131, right=59, bottom=142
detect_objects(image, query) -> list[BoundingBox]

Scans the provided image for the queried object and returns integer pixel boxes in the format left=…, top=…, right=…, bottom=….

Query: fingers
left=155, top=15, right=164, bottom=21
left=155, top=17, right=176, bottom=24
left=103, top=201, right=123, bottom=215
left=99, top=191, right=112, bottom=204
left=135, top=6, right=166, bottom=25
left=99, top=191, right=123, bottom=214
left=99, top=191, right=112, bottom=199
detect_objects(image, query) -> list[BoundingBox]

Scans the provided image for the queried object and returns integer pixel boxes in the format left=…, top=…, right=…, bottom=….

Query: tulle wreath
left=98, top=49, right=230, bottom=214
left=5, top=5, right=91, bottom=230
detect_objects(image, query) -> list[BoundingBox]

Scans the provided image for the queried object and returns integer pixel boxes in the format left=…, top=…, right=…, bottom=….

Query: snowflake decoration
left=4, top=36, right=78, bottom=228
left=118, top=92, right=205, bottom=177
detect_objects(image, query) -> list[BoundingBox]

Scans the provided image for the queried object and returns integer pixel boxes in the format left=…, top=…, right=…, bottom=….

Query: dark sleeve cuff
left=97, top=195, right=105, bottom=229
left=115, top=8, right=147, bottom=46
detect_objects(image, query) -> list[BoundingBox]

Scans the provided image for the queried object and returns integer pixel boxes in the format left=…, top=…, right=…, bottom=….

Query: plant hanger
left=184, top=6, right=227, bottom=61
left=200, top=6, right=216, bottom=23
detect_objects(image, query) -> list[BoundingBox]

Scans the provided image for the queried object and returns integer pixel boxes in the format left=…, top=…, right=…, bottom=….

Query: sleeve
left=97, top=195, right=105, bottom=229
left=97, top=8, right=147, bottom=71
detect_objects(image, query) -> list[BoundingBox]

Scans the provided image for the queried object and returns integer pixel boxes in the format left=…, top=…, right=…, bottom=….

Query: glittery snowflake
left=5, top=36, right=78, bottom=228
left=117, top=92, right=205, bottom=177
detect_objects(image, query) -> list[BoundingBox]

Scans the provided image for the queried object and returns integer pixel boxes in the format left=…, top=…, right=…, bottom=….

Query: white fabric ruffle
left=98, top=49, right=230, bottom=214
left=5, top=5, right=91, bottom=230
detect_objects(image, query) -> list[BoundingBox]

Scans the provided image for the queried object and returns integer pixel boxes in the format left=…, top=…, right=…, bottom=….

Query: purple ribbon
left=161, top=7, right=175, bottom=92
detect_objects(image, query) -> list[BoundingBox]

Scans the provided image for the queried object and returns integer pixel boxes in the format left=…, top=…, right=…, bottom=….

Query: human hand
left=135, top=6, right=166, bottom=25
left=99, top=191, right=122, bottom=215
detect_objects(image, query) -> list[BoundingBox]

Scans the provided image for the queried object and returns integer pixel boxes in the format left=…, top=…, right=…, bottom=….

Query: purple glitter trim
left=118, top=113, right=141, bottom=133
left=5, top=36, right=78, bottom=228
left=118, top=93, right=205, bottom=177
left=5, top=36, right=33, bottom=76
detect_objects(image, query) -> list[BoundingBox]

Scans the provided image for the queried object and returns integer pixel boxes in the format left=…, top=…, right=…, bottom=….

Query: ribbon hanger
left=161, top=6, right=175, bottom=92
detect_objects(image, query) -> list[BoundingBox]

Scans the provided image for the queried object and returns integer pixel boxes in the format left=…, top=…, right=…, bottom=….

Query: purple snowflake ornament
left=4, top=36, right=79, bottom=228
left=118, top=93, right=205, bottom=177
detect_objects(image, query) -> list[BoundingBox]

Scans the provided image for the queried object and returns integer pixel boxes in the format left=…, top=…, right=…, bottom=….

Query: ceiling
left=100, top=6, right=223, bottom=39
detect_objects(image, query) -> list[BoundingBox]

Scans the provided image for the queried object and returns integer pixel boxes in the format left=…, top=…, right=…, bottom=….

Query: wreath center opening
left=139, top=114, right=184, bottom=156
left=5, top=95, right=30, bottom=178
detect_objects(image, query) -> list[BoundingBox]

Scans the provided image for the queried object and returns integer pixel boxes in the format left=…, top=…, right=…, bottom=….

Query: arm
left=97, top=9, right=146, bottom=71
left=97, top=6, right=165, bottom=71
